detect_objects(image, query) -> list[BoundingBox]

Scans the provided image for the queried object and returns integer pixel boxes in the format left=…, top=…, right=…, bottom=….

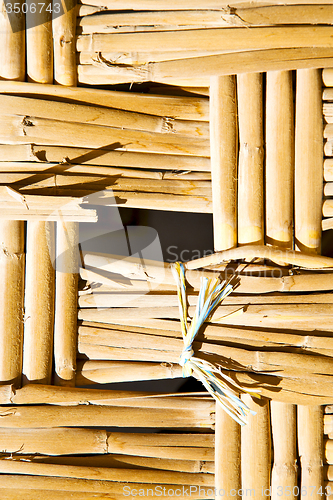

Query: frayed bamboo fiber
left=210, top=75, right=237, bottom=251
left=26, top=0, right=52, bottom=83
left=241, top=396, right=271, bottom=497
left=266, top=71, right=294, bottom=248
left=53, top=0, right=77, bottom=85
left=76, top=26, right=333, bottom=53
left=0, top=405, right=214, bottom=429
left=54, top=221, right=79, bottom=386
left=237, top=73, right=264, bottom=245
left=0, top=81, right=209, bottom=120
left=215, top=404, right=241, bottom=499
left=148, top=48, right=333, bottom=82
left=23, top=222, right=55, bottom=384
left=295, top=69, right=323, bottom=253
left=77, top=5, right=333, bottom=28
left=0, top=427, right=108, bottom=455
left=0, top=460, right=214, bottom=486
left=0, top=221, right=25, bottom=385
left=78, top=50, right=221, bottom=65
left=0, top=0, right=25, bottom=80
left=38, top=454, right=214, bottom=474
left=271, top=402, right=297, bottom=500
left=0, top=94, right=208, bottom=137
left=0, top=116, right=209, bottom=156
left=298, top=406, right=324, bottom=500
left=76, top=360, right=183, bottom=384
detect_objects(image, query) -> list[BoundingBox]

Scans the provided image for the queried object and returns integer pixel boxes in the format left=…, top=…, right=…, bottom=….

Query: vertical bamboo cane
left=23, top=222, right=55, bottom=384
left=53, top=0, right=77, bottom=85
left=237, top=73, right=264, bottom=245
left=0, top=221, right=25, bottom=386
left=54, top=221, right=79, bottom=386
left=266, top=71, right=294, bottom=249
left=295, top=69, right=323, bottom=253
left=241, top=395, right=271, bottom=498
left=271, top=401, right=298, bottom=500
left=215, top=403, right=241, bottom=500
left=210, top=75, right=237, bottom=251
left=0, top=0, right=25, bottom=80
left=298, top=406, right=324, bottom=500
left=26, top=0, right=53, bottom=83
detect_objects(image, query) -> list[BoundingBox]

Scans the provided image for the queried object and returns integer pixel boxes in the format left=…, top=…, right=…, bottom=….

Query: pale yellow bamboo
left=298, top=406, right=324, bottom=500
left=325, top=440, right=333, bottom=464
left=76, top=360, right=183, bottom=384
left=0, top=490, right=110, bottom=500
left=0, top=405, right=214, bottom=428
left=23, top=221, right=55, bottom=384
left=295, top=69, right=323, bottom=253
left=210, top=75, right=237, bottom=251
left=78, top=0, right=333, bottom=7
left=215, top=403, right=241, bottom=499
left=54, top=221, right=79, bottom=386
left=0, top=0, right=25, bottom=80
left=323, top=69, right=333, bottom=87
left=324, top=160, right=333, bottom=181
left=78, top=49, right=220, bottom=65
left=0, top=221, right=25, bottom=385
left=241, top=395, right=271, bottom=498
left=271, top=402, right=298, bottom=500
left=237, top=72, right=264, bottom=245
left=26, top=0, right=53, bottom=83
left=325, top=140, right=333, bottom=156
left=53, top=0, right=77, bottom=85
left=266, top=70, right=294, bottom=248
left=0, top=81, right=209, bottom=120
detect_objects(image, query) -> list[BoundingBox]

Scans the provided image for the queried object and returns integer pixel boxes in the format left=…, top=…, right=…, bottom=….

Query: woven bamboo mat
left=1, top=1, right=333, bottom=499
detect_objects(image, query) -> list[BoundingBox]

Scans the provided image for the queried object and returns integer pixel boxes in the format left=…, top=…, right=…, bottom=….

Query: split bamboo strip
left=295, top=69, right=323, bottom=253
left=76, top=360, right=183, bottom=384
left=0, top=80, right=209, bottom=120
left=54, top=221, right=79, bottom=386
left=0, top=427, right=108, bottom=455
left=53, top=0, right=77, bottom=85
left=0, top=405, right=215, bottom=429
left=77, top=5, right=333, bottom=28
left=215, top=404, right=241, bottom=499
left=78, top=50, right=221, bottom=65
left=78, top=0, right=333, bottom=7
left=149, top=48, right=333, bottom=81
left=0, top=94, right=209, bottom=137
left=0, top=460, right=215, bottom=486
left=0, top=0, right=25, bottom=80
left=26, top=0, right=53, bottom=83
left=266, top=70, right=294, bottom=248
left=0, top=221, right=25, bottom=385
left=237, top=72, right=264, bottom=245
left=241, top=395, right=271, bottom=497
left=0, top=116, right=210, bottom=156
left=76, top=26, right=333, bottom=53
left=271, top=402, right=298, bottom=500
left=298, top=406, right=324, bottom=500
left=210, top=75, right=237, bottom=251
left=23, top=221, right=55, bottom=384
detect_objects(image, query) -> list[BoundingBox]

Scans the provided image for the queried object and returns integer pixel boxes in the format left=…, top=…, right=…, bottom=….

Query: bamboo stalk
left=23, top=222, right=55, bottom=384
left=0, top=490, right=112, bottom=500
left=26, top=0, right=53, bottom=83
left=78, top=49, right=220, bottom=65
left=0, top=0, right=25, bottom=80
left=237, top=72, right=264, bottom=245
left=241, top=395, right=271, bottom=498
left=0, top=221, right=25, bottom=385
left=0, top=405, right=214, bottom=429
left=53, top=0, right=77, bottom=85
left=323, top=69, right=333, bottom=87
left=298, top=406, right=324, bottom=500
left=324, top=140, right=333, bottom=156
left=78, top=0, right=333, bottom=7
left=54, top=221, right=79, bottom=386
left=0, top=81, right=209, bottom=120
left=215, top=403, right=241, bottom=499
left=324, top=160, right=333, bottom=181
left=271, top=402, right=298, bottom=500
left=210, top=75, right=237, bottom=251
left=265, top=70, right=294, bottom=248
left=295, top=69, right=323, bottom=253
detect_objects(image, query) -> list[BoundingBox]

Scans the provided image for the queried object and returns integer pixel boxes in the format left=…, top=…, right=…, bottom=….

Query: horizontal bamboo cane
left=78, top=0, right=333, bottom=7
left=0, top=490, right=113, bottom=500
left=0, top=94, right=209, bottom=137
left=0, top=405, right=214, bottom=428
left=0, top=80, right=209, bottom=121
